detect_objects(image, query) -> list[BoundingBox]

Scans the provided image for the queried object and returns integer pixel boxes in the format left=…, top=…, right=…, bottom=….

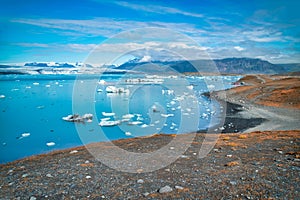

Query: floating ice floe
left=122, top=114, right=135, bottom=119
left=106, top=86, right=129, bottom=94
left=62, top=113, right=93, bottom=123
left=128, top=121, right=143, bottom=125
left=33, top=82, right=39, bottom=85
left=98, top=80, right=106, bottom=85
left=46, top=142, right=55, bottom=147
left=22, top=132, right=30, bottom=137
left=99, top=120, right=120, bottom=127
left=97, top=89, right=103, bottom=92
left=125, top=132, right=132, bottom=136
left=186, top=85, right=194, bottom=90
left=162, top=90, right=174, bottom=95
left=102, top=112, right=115, bottom=117
left=161, top=113, right=174, bottom=118
left=0, top=95, right=5, bottom=99
left=140, top=124, right=149, bottom=128
left=45, top=85, right=51, bottom=88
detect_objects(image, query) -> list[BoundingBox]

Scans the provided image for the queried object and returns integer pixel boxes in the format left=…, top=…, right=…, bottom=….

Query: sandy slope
left=212, top=75, right=300, bottom=132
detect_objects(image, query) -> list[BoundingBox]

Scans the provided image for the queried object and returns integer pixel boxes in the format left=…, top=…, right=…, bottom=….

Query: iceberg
left=62, top=113, right=93, bottom=122
left=0, top=95, right=5, bottom=99
left=46, top=142, right=55, bottom=147
left=161, top=113, right=174, bottom=118
left=99, top=120, right=120, bottom=127
left=21, top=133, right=30, bottom=137
left=106, top=86, right=129, bottom=94
left=128, top=121, right=143, bottom=125
left=102, top=112, right=115, bottom=117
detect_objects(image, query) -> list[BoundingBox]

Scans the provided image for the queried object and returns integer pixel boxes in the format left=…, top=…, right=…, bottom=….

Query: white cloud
left=234, top=46, right=244, bottom=51
left=114, top=1, right=203, bottom=18
left=14, top=43, right=49, bottom=48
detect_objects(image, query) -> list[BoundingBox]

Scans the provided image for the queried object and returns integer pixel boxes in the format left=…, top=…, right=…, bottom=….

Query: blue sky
left=0, top=0, right=299, bottom=64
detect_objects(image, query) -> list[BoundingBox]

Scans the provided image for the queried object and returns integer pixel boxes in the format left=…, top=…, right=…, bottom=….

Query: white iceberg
left=106, top=86, right=129, bottom=94
left=99, top=120, right=120, bottom=127
left=46, top=142, right=55, bottom=147
left=0, top=95, right=5, bottom=99
left=161, top=113, right=174, bottom=118
left=102, top=112, right=115, bottom=117
left=128, top=121, right=143, bottom=125
left=122, top=114, right=135, bottom=119
left=125, top=132, right=132, bottom=136
left=62, top=113, right=93, bottom=122
left=98, top=80, right=106, bottom=85
left=140, top=124, right=149, bottom=128
left=21, top=133, right=30, bottom=137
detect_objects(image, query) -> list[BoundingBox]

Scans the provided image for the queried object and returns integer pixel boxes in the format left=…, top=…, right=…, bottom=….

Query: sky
left=0, top=0, right=299, bottom=65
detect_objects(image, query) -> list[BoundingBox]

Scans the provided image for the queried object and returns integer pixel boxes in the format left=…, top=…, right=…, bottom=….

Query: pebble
left=180, top=155, right=188, bottom=158
left=22, top=173, right=29, bottom=178
left=137, top=179, right=144, bottom=184
left=278, top=151, right=283, bottom=154
left=86, top=175, right=92, bottom=179
left=30, top=197, right=37, bottom=200
left=85, top=160, right=90, bottom=164
left=175, top=185, right=184, bottom=190
left=70, top=150, right=78, bottom=154
left=169, top=147, right=175, bottom=150
left=143, top=192, right=150, bottom=197
left=230, top=181, right=237, bottom=185
left=226, top=154, right=233, bottom=158
left=159, top=185, right=173, bottom=193
left=46, top=174, right=53, bottom=178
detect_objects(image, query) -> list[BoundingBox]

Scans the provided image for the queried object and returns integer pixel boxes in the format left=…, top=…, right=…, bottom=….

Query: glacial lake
left=0, top=74, right=241, bottom=163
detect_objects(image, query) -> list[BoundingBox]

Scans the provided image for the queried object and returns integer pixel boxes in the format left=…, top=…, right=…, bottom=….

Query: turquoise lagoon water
left=0, top=74, right=241, bottom=163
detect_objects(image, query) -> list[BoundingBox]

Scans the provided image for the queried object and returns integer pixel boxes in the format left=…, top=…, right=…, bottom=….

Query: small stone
left=165, top=168, right=170, bottom=172
left=85, top=160, right=90, bottom=164
left=294, top=159, right=300, bottom=162
left=86, top=175, right=92, bottom=179
left=70, top=150, right=78, bottom=154
left=213, top=149, right=220, bottom=153
left=46, top=174, right=53, bottom=178
left=278, top=151, right=283, bottom=154
left=230, top=181, right=237, bottom=185
left=175, top=185, right=184, bottom=190
left=137, top=179, right=144, bottom=184
left=22, top=173, right=29, bottom=178
left=169, top=147, right=175, bottom=150
left=143, top=192, right=150, bottom=197
left=159, top=185, right=173, bottom=193
left=180, top=155, right=188, bottom=158
left=193, top=153, right=197, bottom=155
left=226, top=154, right=233, bottom=158
left=30, top=197, right=36, bottom=200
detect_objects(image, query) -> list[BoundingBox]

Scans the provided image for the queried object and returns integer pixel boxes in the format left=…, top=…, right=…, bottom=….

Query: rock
left=278, top=151, right=283, bottom=154
left=86, top=175, right=92, bottom=179
left=175, top=185, right=184, bottom=190
left=29, top=197, right=36, bottom=200
left=46, top=174, right=53, bottom=178
left=230, top=181, right=237, bottom=185
left=137, top=179, right=144, bottom=184
left=143, top=192, right=150, bottom=197
left=159, top=185, right=173, bottom=193
left=70, top=150, right=78, bottom=154
left=169, top=147, right=175, bottom=150
left=22, top=173, right=29, bottom=178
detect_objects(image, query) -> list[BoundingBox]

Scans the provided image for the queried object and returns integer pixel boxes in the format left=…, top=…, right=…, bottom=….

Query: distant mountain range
left=0, top=58, right=299, bottom=75
left=116, top=57, right=299, bottom=74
